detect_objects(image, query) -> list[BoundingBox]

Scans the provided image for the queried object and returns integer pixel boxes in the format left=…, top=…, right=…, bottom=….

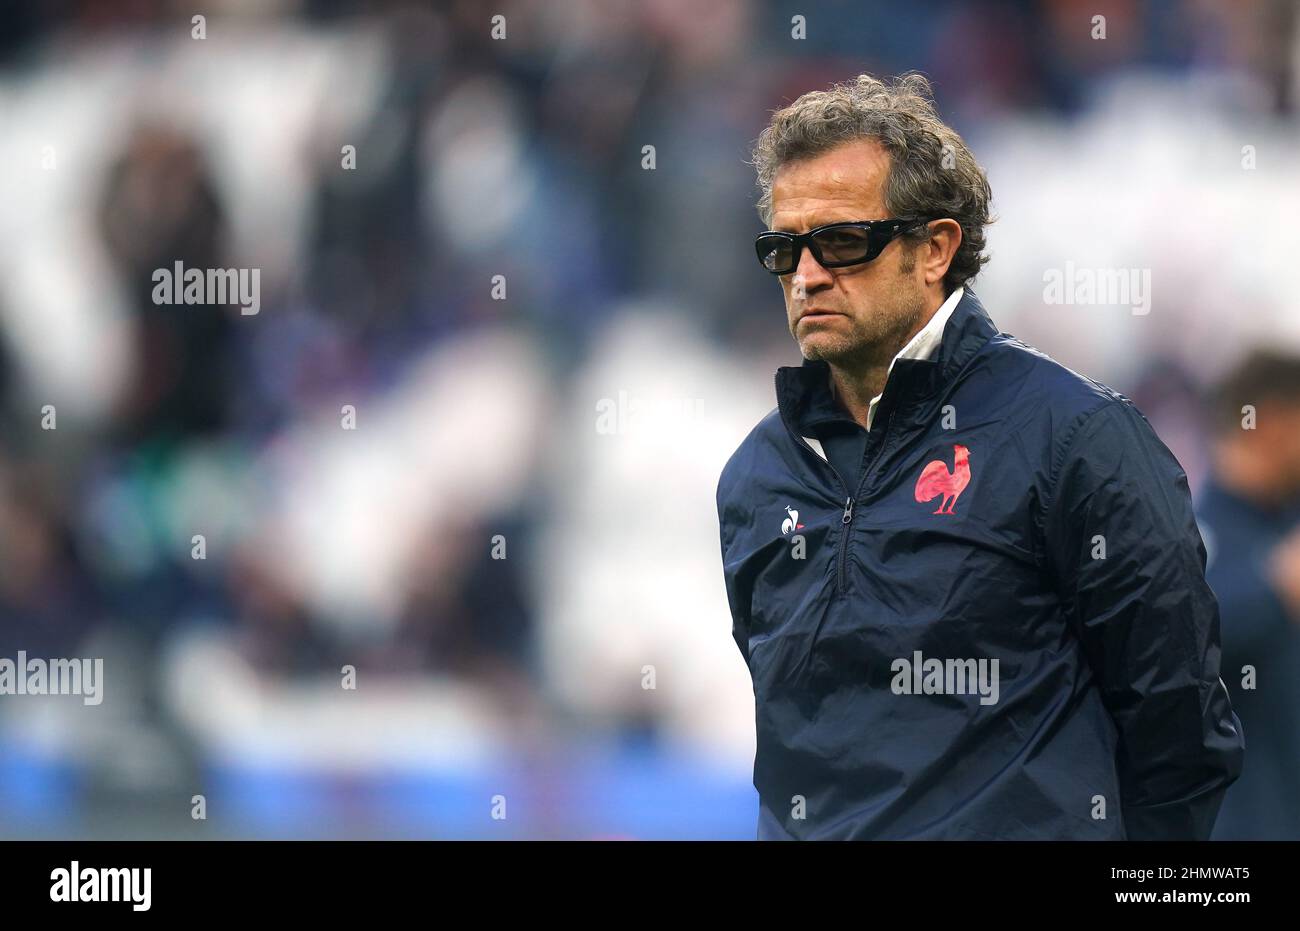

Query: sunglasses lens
left=756, top=236, right=794, bottom=274
left=812, top=225, right=873, bottom=265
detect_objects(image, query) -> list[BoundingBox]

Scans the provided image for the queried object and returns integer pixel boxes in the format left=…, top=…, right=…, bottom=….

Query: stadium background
left=0, top=0, right=1296, bottom=839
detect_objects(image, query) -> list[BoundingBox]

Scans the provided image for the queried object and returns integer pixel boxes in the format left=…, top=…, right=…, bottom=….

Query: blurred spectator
left=1197, top=349, right=1300, bottom=840
left=97, top=123, right=236, bottom=445
left=0, top=461, right=97, bottom=658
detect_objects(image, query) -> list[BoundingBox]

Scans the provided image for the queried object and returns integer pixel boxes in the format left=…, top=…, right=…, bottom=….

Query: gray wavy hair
left=751, top=72, right=992, bottom=293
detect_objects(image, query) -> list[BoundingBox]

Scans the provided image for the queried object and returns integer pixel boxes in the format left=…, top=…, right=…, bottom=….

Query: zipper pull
left=842, top=496, right=854, bottom=524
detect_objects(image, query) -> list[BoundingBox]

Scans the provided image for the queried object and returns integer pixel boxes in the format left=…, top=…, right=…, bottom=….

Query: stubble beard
left=799, top=306, right=919, bottom=369
left=795, top=276, right=927, bottom=372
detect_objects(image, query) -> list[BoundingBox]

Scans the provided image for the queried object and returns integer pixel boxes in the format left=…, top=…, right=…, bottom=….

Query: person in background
left=1199, top=349, right=1300, bottom=840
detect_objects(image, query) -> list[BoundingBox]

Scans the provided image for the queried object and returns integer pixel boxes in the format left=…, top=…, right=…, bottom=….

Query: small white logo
left=781, top=506, right=805, bottom=535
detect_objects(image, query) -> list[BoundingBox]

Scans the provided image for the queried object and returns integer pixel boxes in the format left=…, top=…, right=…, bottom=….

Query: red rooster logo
left=914, top=444, right=972, bottom=515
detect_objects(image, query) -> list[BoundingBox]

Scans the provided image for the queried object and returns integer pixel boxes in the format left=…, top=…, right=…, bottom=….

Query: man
left=1196, top=351, right=1300, bottom=840
left=715, top=72, right=1243, bottom=840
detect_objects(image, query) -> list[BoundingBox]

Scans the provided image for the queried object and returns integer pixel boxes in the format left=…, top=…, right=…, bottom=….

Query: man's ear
left=922, top=219, right=963, bottom=288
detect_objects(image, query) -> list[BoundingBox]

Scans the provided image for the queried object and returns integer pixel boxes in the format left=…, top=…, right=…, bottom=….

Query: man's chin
left=800, top=336, right=894, bottom=371
left=798, top=333, right=854, bottom=363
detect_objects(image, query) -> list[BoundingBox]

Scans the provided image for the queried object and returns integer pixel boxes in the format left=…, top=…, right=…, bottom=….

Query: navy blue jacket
left=715, top=289, right=1244, bottom=840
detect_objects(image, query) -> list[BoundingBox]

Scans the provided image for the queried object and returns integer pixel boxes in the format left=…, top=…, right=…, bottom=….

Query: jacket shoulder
left=978, top=334, right=1183, bottom=501
left=717, top=405, right=784, bottom=503
left=980, top=331, right=1132, bottom=427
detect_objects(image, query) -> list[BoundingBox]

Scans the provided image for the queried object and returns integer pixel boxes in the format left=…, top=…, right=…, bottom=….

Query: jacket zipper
left=836, top=407, right=897, bottom=595
left=788, top=434, right=854, bottom=582
left=837, top=495, right=854, bottom=591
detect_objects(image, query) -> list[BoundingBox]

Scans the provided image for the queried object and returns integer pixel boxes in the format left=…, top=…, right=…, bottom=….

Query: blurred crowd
left=0, top=0, right=1297, bottom=838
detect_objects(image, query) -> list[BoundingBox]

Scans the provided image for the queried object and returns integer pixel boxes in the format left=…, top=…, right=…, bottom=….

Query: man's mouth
left=799, top=309, right=843, bottom=322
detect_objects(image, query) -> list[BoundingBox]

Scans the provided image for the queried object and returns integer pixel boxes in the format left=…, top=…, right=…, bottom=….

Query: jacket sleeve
left=1043, top=399, right=1244, bottom=841
left=716, top=469, right=752, bottom=668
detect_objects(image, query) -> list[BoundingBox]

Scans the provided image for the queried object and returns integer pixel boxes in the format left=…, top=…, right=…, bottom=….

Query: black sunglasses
left=754, top=218, right=931, bottom=275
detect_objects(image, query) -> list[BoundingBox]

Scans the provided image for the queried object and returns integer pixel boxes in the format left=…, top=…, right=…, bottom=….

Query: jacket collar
left=776, top=287, right=1000, bottom=438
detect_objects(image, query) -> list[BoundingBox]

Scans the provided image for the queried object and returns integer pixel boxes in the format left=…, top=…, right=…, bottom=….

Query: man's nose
left=792, top=243, right=833, bottom=290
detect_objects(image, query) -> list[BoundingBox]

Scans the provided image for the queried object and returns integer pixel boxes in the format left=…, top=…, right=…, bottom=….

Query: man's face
left=1254, top=402, right=1300, bottom=497
left=769, top=138, right=927, bottom=368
